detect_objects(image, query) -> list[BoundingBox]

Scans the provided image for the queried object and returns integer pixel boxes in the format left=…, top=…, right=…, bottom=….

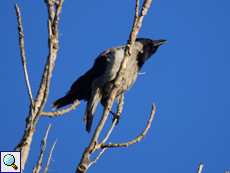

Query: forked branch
left=43, top=139, right=58, bottom=173
left=98, top=104, right=155, bottom=150
left=101, top=95, right=124, bottom=144
left=87, top=148, right=107, bottom=169
left=34, top=124, right=51, bottom=173
left=14, top=1, right=64, bottom=172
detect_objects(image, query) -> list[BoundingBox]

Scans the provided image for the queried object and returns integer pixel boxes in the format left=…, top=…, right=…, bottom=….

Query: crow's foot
left=110, top=110, right=120, bottom=125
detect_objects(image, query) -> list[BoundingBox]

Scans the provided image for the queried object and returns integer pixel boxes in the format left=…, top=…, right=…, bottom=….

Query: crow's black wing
left=69, top=47, right=124, bottom=100
left=52, top=52, right=109, bottom=110
left=70, top=54, right=107, bottom=94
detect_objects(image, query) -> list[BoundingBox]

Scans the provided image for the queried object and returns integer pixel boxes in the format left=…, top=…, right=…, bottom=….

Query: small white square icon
left=1, top=151, right=21, bottom=173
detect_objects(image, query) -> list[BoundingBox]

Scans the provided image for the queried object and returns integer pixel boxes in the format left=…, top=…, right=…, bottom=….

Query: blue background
left=0, top=0, right=229, bottom=173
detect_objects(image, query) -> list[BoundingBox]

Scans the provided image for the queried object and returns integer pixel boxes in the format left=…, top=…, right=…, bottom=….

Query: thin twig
left=32, top=167, right=36, bottom=173
left=53, top=0, right=64, bottom=37
left=35, top=124, right=51, bottom=173
left=15, top=3, right=34, bottom=108
left=87, top=148, right=107, bottom=169
left=43, top=139, right=58, bottom=173
left=99, top=104, right=155, bottom=149
left=128, top=0, right=139, bottom=45
left=197, top=163, right=204, bottom=173
left=101, top=95, right=124, bottom=144
left=138, top=72, right=145, bottom=75
left=117, top=95, right=124, bottom=116
left=101, top=120, right=117, bottom=144
left=42, top=100, right=80, bottom=117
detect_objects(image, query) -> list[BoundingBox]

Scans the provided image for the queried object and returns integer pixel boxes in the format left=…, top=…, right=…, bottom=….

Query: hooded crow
left=52, top=38, right=167, bottom=133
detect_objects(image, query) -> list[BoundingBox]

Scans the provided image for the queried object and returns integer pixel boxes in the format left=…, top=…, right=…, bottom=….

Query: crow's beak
left=154, top=39, right=167, bottom=46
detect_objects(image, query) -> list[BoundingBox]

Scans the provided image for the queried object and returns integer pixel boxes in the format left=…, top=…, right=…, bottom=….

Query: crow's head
left=136, top=38, right=167, bottom=69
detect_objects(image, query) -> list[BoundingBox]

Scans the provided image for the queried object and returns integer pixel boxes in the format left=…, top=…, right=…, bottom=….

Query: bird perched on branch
left=52, top=38, right=167, bottom=133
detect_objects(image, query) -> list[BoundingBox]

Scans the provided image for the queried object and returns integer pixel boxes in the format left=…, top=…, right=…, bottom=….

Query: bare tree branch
left=14, top=2, right=64, bottom=172
left=134, top=0, right=152, bottom=39
left=44, top=0, right=55, bottom=23
left=53, top=0, right=60, bottom=6
left=32, top=167, right=36, bottom=173
left=33, top=19, right=54, bottom=126
left=138, top=72, right=145, bottom=75
left=53, top=0, right=64, bottom=37
left=197, top=163, right=204, bottom=173
left=117, top=95, right=124, bottom=116
left=87, top=148, right=107, bottom=169
left=43, top=139, right=58, bottom=173
left=14, top=4, right=36, bottom=172
left=34, top=0, right=65, bottom=125
left=101, top=120, right=117, bottom=145
left=101, top=95, right=124, bottom=144
left=98, top=104, right=155, bottom=149
left=42, top=100, right=80, bottom=117
left=35, top=124, right=51, bottom=173
left=128, top=0, right=139, bottom=45
left=15, top=3, right=34, bottom=108
left=76, top=1, right=153, bottom=172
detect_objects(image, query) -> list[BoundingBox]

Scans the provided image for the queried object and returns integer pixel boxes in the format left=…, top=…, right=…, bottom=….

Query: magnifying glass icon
left=3, top=154, right=18, bottom=170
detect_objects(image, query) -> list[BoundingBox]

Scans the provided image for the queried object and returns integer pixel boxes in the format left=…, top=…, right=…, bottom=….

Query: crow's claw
left=110, top=110, right=120, bottom=125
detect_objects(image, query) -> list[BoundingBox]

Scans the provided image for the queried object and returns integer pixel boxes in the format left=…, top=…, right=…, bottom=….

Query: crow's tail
left=52, top=92, right=78, bottom=110
left=83, top=88, right=102, bottom=133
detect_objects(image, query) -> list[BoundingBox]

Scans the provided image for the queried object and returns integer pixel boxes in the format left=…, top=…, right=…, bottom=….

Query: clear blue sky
left=0, top=0, right=230, bottom=173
